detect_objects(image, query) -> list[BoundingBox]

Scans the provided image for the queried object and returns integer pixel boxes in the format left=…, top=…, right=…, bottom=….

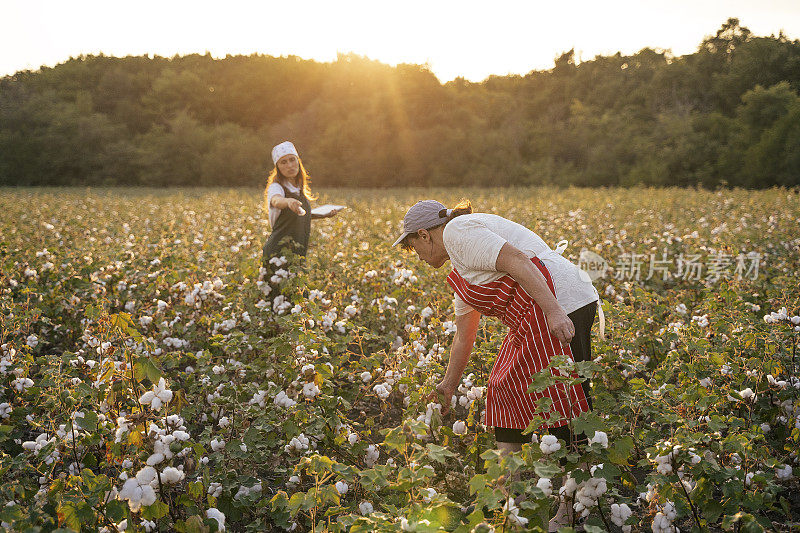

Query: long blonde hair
left=262, top=158, right=317, bottom=212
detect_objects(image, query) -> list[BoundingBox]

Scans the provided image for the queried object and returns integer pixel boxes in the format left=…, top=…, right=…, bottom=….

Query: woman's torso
left=442, top=213, right=598, bottom=314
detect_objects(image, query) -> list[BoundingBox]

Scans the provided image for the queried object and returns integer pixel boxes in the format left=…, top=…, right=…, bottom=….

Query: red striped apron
left=447, top=257, right=589, bottom=430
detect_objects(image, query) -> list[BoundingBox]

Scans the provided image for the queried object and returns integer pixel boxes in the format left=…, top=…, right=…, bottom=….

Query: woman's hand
left=286, top=198, right=306, bottom=216
left=545, top=308, right=575, bottom=344
left=495, top=243, right=574, bottom=344
left=428, top=380, right=457, bottom=415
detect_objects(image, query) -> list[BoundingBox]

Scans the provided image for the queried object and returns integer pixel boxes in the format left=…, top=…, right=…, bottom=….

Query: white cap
left=271, top=141, right=299, bottom=165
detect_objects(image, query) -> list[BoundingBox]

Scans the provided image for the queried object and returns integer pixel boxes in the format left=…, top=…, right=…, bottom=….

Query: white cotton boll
left=206, top=508, right=226, bottom=531
left=610, top=503, right=632, bottom=526
left=210, top=438, right=226, bottom=452
left=365, top=445, right=379, bottom=467
left=212, top=365, right=225, bottom=375
left=540, top=434, right=561, bottom=454
left=161, top=467, right=184, bottom=484
left=208, top=482, right=223, bottom=498
left=136, top=466, right=157, bottom=486
left=589, top=431, right=609, bottom=448
left=348, top=433, right=359, bottom=445
left=218, top=416, right=230, bottom=428
left=699, top=377, right=712, bottom=388
left=662, top=502, right=677, bottom=521
left=146, top=453, right=164, bottom=466
left=504, top=499, right=528, bottom=527
left=274, top=391, right=297, bottom=408
left=359, top=501, right=374, bottom=515
left=536, top=478, right=553, bottom=497
left=776, top=464, right=793, bottom=480
left=739, top=388, right=754, bottom=400
left=452, top=420, right=467, bottom=435
left=652, top=512, right=675, bottom=533
left=373, top=383, right=391, bottom=400
left=116, top=519, right=128, bottom=531
left=335, top=481, right=348, bottom=495
left=761, top=423, right=770, bottom=433
left=302, top=382, right=320, bottom=399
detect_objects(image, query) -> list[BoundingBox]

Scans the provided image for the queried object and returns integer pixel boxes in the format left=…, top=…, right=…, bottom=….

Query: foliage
left=0, top=186, right=799, bottom=532
left=1, top=19, right=800, bottom=188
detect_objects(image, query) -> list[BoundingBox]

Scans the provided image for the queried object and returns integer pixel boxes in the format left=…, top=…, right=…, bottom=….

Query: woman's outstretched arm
left=432, top=308, right=482, bottom=415
left=495, top=242, right=575, bottom=344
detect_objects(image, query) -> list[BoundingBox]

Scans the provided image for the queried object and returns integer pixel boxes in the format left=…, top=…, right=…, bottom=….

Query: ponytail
left=445, top=199, right=472, bottom=222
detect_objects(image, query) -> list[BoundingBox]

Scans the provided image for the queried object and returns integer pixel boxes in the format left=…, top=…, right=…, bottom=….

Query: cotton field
left=0, top=187, right=798, bottom=532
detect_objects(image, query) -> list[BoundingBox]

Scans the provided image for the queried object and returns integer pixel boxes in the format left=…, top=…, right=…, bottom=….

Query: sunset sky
left=2, top=0, right=799, bottom=82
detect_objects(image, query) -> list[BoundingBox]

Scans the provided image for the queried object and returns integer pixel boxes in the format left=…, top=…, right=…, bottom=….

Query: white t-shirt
left=266, top=181, right=301, bottom=228
left=442, top=213, right=599, bottom=316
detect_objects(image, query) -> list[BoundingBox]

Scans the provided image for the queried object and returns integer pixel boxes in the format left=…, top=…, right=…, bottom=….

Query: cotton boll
left=146, top=453, right=165, bottom=466
left=536, top=478, right=552, bottom=497
left=206, top=508, right=226, bottom=531
left=335, top=481, right=348, bottom=495
left=610, top=503, right=632, bottom=526
left=452, top=420, right=467, bottom=435
left=161, top=466, right=184, bottom=484
left=540, top=434, right=561, bottom=454
left=302, top=382, right=321, bottom=399
left=359, top=501, right=374, bottom=515
left=589, top=431, right=609, bottom=448
left=776, top=464, right=793, bottom=480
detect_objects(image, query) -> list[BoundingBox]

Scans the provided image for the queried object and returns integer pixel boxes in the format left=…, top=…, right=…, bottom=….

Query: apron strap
left=554, top=240, right=568, bottom=255
left=597, top=300, right=606, bottom=341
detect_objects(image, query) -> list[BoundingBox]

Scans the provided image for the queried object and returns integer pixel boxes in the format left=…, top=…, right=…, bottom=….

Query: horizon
left=3, top=0, right=800, bottom=83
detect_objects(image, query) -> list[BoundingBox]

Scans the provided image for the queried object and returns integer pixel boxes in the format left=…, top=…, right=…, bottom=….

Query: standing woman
left=394, top=199, right=601, bottom=526
left=261, top=141, right=338, bottom=268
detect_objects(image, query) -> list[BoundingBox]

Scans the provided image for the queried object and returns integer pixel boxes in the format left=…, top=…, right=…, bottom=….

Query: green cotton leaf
left=76, top=410, right=98, bottom=431
left=288, top=492, right=307, bottom=515
left=58, top=501, right=93, bottom=531
left=571, top=412, right=604, bottom=436
left=468, top=473, right=487, bottom=495
left=134, top=356, right=162, bottom=383
left=184, top=515, right=211, bottom=533
left=583, top=526, right=605, bottom=533
left=359, top=468, right=390, bottom=491
left=103, top=499, right=127, bottom=522
left=607, top=436, right=635, bottom=465
left=381, top=425, right=407, bottom=453
left=187, top=481, right=205, bottom=499
left=527, top=371, right=556, bottom=393
left=426, top=443, right=456, bottom=464
left=270, top=491, right=290, bottom=511
left=141, top=500, right=170, bottom=520
left=307, top=454, right=334, bottom=475
left=533, top=461, right=562, bottom=479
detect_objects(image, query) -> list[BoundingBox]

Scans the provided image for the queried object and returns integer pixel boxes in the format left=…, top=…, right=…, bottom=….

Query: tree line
left=1, top=19, right=798, bottom=189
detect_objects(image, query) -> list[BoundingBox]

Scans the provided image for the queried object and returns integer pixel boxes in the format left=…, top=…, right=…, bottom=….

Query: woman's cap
left=272, top=141, right=299, bottom=165
left=392, top=200, right=451, bottom=247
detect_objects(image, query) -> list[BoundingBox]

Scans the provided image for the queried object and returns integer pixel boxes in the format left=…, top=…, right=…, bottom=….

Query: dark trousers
left=494, top=300, right=597, bottom=444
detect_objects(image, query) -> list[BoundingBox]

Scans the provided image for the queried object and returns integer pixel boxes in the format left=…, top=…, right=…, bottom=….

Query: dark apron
left=262, top=186, right=311, bottom=266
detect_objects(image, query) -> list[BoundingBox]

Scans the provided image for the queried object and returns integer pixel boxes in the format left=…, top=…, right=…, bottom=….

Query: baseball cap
left=392, top=200, right=451, bottom=247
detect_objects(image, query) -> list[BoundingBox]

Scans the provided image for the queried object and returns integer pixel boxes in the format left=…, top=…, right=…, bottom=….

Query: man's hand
left=546, top=309, right=575, bottom=344
left=427, top=381, right=456, bottom=415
